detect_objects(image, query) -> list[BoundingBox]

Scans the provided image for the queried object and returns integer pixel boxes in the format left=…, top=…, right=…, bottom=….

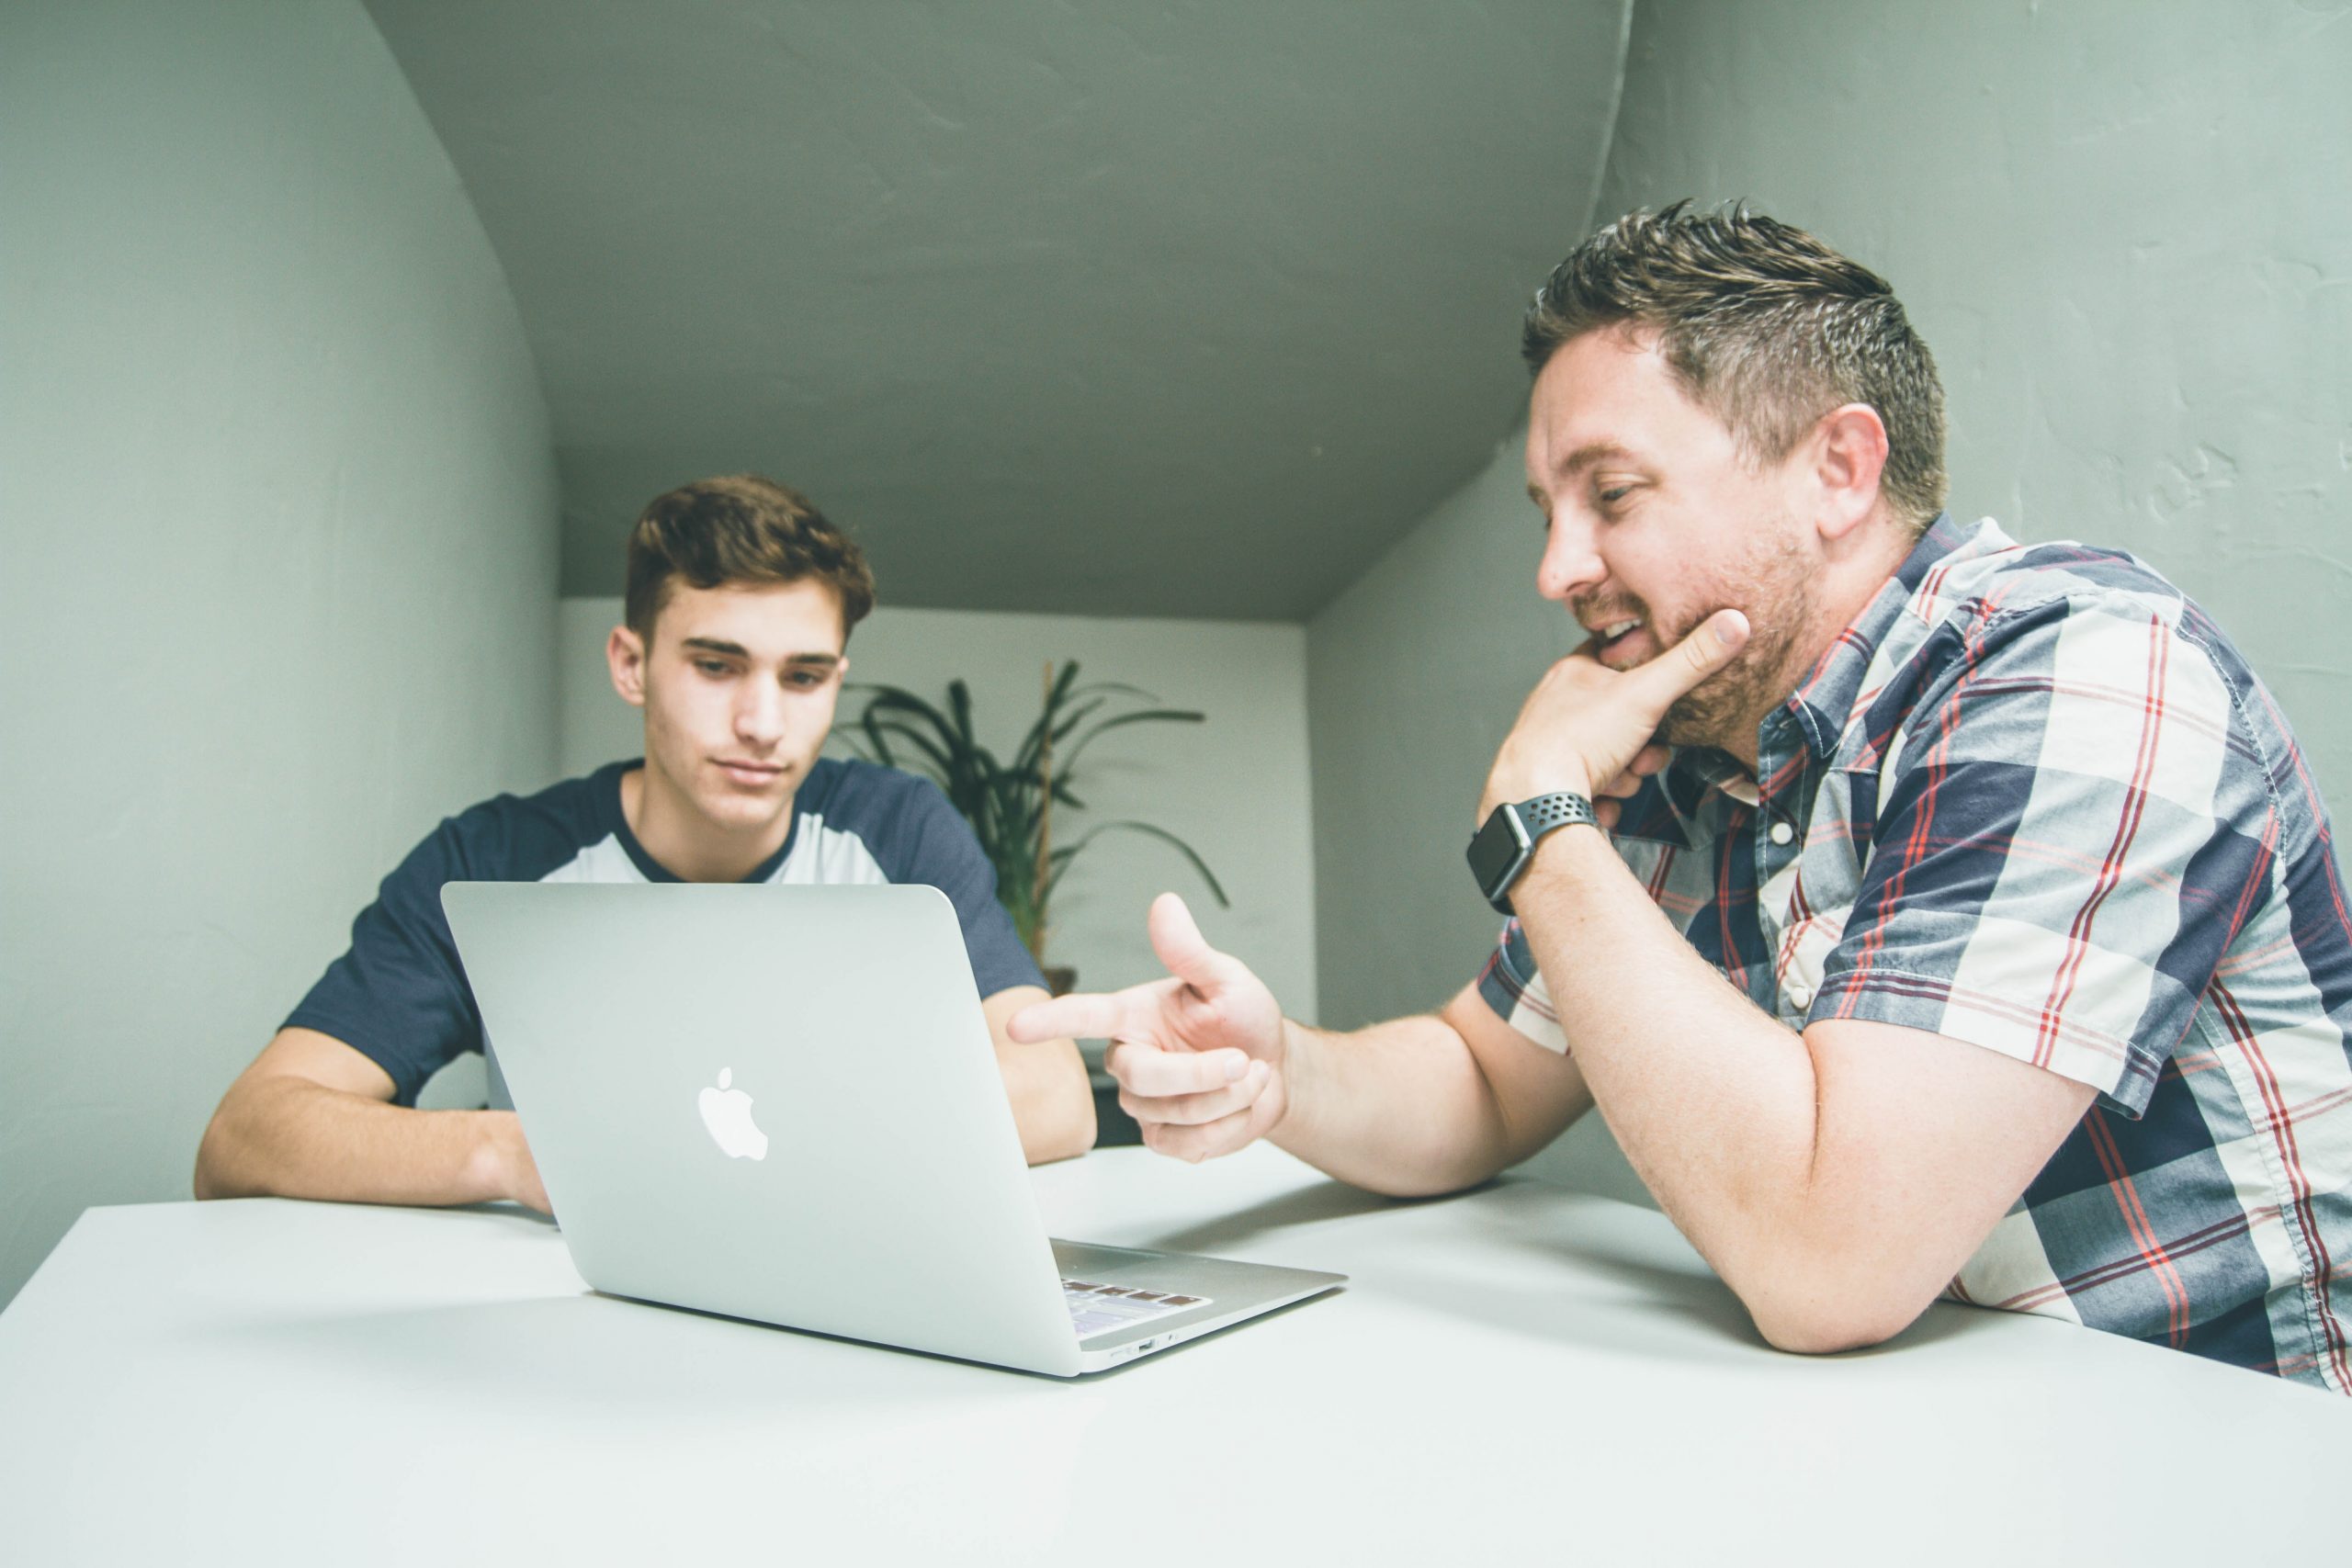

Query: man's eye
left=694, top=660, right=731, bottom=677
left=785, top=671, right=824, bottom=689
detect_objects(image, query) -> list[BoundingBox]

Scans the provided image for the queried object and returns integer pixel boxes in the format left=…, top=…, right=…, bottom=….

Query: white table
left=3, top=1145, right=2344, bottom=1564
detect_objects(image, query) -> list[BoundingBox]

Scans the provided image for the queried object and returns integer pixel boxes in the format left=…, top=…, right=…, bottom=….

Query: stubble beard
left=1653, top=525, right=1817, bottom=755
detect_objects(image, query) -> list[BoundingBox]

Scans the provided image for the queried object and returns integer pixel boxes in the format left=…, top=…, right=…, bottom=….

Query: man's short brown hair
left=1522, top=201, right=1948, bottom=532
left=622, top=474, right=877, bottom=641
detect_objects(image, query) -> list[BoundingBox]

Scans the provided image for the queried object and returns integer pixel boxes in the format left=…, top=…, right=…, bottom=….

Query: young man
left=1015, top=205, right=2352, bottom=1390
left=198, top=475, right=1093, bottom=1209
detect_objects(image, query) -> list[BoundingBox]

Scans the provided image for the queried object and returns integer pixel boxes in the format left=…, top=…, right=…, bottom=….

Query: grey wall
left=1307, top=427, right=1650, bottom=1202
left=1307, top=425, right=1562, bottom=1030
left=363, top=0, right=1635, bottom=623
left=1596, top=0, right=2352, bottom=805
left=0, top=0, right=560, bottom=1305
left=1306, top=0, right=2352, bottom=1201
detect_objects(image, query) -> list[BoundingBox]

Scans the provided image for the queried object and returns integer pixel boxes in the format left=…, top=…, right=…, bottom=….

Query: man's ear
left=1808, top=402, right=1891, bottom=543
left=607, top=625, right=648, bottom=707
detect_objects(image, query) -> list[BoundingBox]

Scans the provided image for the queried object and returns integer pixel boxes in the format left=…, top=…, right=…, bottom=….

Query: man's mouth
left=1589, top=616, right=1647, bottom=665
left=715, top=759, right=787, bottom=787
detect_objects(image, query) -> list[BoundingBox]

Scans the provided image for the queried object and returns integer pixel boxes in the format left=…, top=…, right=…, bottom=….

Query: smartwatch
left=1465, top=791, right=1599, bottom=915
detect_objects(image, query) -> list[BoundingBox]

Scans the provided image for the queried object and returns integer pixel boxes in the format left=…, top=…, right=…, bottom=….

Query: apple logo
left=696, top=1067, right=769, bottom=1161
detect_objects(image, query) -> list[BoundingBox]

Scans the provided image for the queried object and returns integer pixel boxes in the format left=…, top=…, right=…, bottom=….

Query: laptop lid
left=443, top=880, right=1087, bottom=1376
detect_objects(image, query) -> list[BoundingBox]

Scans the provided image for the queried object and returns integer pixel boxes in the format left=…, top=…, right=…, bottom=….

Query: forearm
left=983, top=987, right=1094, bottom=1164
left=999, top=1038, right=1096, bottom=1165
left=194, top=1077, right=526, bottom=1207
left=1511, top=829, right=1832, bottom=1321
left=1272, top=1014, right=1524, bottom=1197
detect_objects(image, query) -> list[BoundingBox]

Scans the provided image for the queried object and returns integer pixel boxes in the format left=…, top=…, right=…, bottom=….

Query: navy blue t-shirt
left=286, top=758, right=1045, bottom=1105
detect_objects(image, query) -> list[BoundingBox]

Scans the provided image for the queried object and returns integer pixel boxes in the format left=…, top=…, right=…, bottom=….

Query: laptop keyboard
left=1062, top=1278, right=1213, bottom=1339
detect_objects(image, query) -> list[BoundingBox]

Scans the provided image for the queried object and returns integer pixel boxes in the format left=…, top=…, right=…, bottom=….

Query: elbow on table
left=1322, top=1146, right=1510, bottom=1201
left=1740, top=1279, right=1935, bottom=1358
left=191, top=1076, right=288, bottom=1201
left=191, top=1107, right=240, bottom=1201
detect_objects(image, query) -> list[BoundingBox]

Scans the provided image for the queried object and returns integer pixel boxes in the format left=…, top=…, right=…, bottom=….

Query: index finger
left=1008, top=988, right=1148, bottom=1043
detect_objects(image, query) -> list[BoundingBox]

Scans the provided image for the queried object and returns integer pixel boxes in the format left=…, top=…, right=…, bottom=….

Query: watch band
left=1466, top=790, right=1599, bottom=916
left=1512, top=792, right=1597, bottom=839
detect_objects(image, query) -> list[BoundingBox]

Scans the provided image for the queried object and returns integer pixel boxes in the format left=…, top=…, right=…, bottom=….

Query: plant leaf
left=844, top=665, right=1221, bottom=962
left=1013, top=694, right=1110, bottom=775
left=859, top=717, right=955, bottom=779
left=947, top=679, right=978, bottom=748
left=853, top=684, right=960, bottom=738
left=1061, top=679, right=1162, bottom=705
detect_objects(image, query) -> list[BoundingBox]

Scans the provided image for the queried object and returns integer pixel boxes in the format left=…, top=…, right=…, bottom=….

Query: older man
left=1016, top=204, right=2352, bottom=1390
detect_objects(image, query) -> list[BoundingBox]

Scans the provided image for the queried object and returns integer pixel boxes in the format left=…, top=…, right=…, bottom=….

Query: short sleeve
left=1815, top=595, right=2271, bottom=1115
left=283, top=819, right=482, bottom=1106
left=878, top=778, right=1048, bottom=998
left=1475, top=917, right=1570, bottom=1055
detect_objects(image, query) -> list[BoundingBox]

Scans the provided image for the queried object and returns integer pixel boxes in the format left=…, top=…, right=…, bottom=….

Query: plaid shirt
left=1479, top=514, right=2352, bottom=1390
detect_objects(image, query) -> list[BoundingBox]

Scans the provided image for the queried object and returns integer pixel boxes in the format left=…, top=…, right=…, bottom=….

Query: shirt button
left=1768, top=819, right=1794, bottom=846
left=1786, top=984, right=1814, bottom=1010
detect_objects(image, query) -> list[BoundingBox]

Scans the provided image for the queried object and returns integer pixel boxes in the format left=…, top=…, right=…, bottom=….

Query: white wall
left=0, top=0, right=560, bottom=1304
left=559, top=600, right=1319, bottom=1029
left=1306, top=0, right=2352, bottom=1203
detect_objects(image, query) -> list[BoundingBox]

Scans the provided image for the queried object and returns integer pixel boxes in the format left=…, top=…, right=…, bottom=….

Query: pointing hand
left=1008, top=894, right=1287, bottom=1163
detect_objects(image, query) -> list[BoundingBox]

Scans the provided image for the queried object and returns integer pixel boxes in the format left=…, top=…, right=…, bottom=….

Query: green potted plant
left=840, top=660, right=1228, bottom=990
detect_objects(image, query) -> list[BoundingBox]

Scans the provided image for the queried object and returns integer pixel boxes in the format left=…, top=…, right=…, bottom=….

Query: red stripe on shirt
left=1836, top=589, right=2015, bottom=1018
left=2083, top=1109, right=2194, bottom=1346
left=2033, top=615, right=2168, bottom=1067
left=2209, top=976, right=2352, bottom=1391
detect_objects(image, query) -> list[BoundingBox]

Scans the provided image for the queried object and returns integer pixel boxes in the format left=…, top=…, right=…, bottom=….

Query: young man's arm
left=982, top=987, right=1095, bottom=1165
left=193, top=1026, right=546, bottom=1209
left=198, top=998, right=1091, bottom=1206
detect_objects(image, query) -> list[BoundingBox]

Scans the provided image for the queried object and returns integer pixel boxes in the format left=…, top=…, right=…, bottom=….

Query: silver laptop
left=441, top=881, right=1344, bottom=1376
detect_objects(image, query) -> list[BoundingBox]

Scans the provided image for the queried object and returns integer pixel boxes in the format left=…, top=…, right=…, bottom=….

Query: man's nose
left=1536, top=513, right=1604, bottom=603
left=735, top=681, right=786, bottom=747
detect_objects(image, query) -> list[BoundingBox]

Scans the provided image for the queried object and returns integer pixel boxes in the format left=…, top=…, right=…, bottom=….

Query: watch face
left=1465, top=807, right=1530, bottom=899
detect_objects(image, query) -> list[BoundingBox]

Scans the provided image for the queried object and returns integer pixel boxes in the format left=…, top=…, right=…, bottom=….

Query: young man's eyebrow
left=677, top=637, right=840, bottom=669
